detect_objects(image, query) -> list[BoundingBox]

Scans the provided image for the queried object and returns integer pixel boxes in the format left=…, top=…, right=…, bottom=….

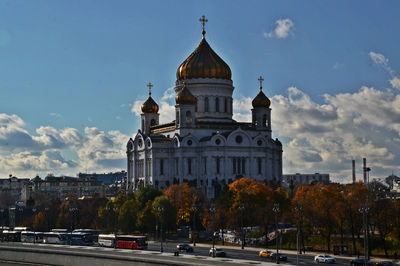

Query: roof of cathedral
left=176, top=37, right=231, bottom=81
left=176, top=82, right=196, bottom=105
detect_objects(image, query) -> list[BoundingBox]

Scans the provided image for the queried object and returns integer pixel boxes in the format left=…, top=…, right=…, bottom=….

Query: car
left=259, top=250, right=273, bottom=258
left=209, top=248, right=226, bottom=257
left=270, top=252, right=287, bottom=261
left=176, top=243, right=193, bottom=252
left=375, top=262, right=398, bottom=266
left=314, top=254, right=336, bottom=263
left=350, top=258, right=375, bottom=266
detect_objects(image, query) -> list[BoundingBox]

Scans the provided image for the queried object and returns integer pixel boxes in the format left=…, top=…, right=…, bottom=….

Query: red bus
left=116, top=235, right=148, bottom=250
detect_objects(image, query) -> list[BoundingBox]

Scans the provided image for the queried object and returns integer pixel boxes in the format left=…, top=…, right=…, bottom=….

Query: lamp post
left=295, top=204, right=302, bottom=266
left=106, top=205, right=118, bottom=248
left=44, top=207, right=49, bottom=231
left=157, top=206, right=164, bottom=253
left=238, top=204, right=245, bottom=249
left=359, top=204, right=369, bottom=265
left=0, top=209, right=3, bottom=228
left=192, top=205, right=198, bottom=247
left=209, top=205, right=216, bottom=258
left=17, top=207, right=23, bottom=227
left=69, top=207, right=78, bottom=245
left=273, top=203, right=280, bottom=264
left=32, top=208, right=37, bottom=243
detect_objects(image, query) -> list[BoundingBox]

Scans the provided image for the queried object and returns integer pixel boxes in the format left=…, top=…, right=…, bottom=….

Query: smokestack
left=363, top=158, right=367, bottom=184
left=352, top=160, right=356, bottom=184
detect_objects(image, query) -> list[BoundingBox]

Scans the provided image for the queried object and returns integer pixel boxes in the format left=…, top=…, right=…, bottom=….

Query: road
left=148, top=241, right=352, bottom=265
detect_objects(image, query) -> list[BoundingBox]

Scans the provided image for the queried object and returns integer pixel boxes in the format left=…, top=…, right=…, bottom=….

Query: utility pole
left=273, top=203, right=280, bottom=264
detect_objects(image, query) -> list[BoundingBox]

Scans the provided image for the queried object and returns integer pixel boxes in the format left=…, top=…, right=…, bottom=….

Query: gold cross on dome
left=147, top=82, right=153, bottom=96
left=258, top=76, right=264, bottom=90
left=199, top=15, right=208, bottom=37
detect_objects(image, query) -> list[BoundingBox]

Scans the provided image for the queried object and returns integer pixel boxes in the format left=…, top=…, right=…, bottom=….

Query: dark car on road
left=176, top=244, right=193, bottom=252
left=376, top=262, right=398, bottom=266
left=271, top=252, right=287, bottom=261
left=350, top=258, right=375, bottom=266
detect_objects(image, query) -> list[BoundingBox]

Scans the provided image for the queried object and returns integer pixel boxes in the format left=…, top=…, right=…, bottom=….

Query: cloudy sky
left=1, top=0, right=400, bottom=182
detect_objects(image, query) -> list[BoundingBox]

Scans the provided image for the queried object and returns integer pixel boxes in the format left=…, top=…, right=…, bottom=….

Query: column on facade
left=179, top=155, right=183, bottom=184
left=223, top=152, right=227, bottom=184
left=266, top=149, right=272, bottom=180
left=197, top=150, right=201, bottom=187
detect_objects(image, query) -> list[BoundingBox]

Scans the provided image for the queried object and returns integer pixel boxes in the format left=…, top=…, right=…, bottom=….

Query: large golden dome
left=177, top=37, right=232, bottom=80
left=252, top=90, right=271, bottom=108
left=176, top=83, right=196, bottom=105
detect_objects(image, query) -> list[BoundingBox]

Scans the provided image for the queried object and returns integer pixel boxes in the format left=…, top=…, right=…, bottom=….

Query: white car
left=314, top=254, right=336, bottom=263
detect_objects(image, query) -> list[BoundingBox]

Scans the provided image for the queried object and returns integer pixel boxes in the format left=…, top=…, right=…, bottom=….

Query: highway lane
left=147, top=241, right=352, bottom=265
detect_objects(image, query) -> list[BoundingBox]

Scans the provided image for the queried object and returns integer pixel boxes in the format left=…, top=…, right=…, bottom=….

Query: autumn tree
left=137, top=185, right=163, bottom=209
left=152, top=196, right=176, bottom=233
left=164, top=183, right=199, bottom=226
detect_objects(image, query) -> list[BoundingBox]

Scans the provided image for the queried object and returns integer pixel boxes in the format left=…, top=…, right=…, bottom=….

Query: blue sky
left=1, top=0, right=400, bottom=182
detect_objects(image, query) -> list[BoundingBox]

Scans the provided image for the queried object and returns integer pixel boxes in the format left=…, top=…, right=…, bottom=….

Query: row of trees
left=14, top=178, right=400, bottom=257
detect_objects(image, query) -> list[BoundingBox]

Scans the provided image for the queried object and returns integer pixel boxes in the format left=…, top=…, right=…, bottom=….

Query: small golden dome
left=252, top=90, right=270, bottom=108
left=141, top=82, right=159, bottom=113
left=177, top=38, right=231, bottom=81
left=176, top=83, right=196, bottom=105
left=141, top=96, right=159, bottom=113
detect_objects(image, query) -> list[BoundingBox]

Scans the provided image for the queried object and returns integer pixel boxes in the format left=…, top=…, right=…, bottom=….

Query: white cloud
left=233, top=96, right=252, bottom=122
left=264, top=18, right=294, bottom=39
left=0, top=114, right=128, bottom=177
left=49, top=112, right=62, bottom=118
left=390, top=76, right=400, bottom=90
left=273, top=86, right=400, bottom=182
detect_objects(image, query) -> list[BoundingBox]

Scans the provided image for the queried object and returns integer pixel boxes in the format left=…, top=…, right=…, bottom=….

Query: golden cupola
left=176, top=82, right=196, bottom=105
left=176, top=19, right=231, bottom=81
left=141, top=83, right=159, bottom=113
left=252, top=77, right=271, bottom=108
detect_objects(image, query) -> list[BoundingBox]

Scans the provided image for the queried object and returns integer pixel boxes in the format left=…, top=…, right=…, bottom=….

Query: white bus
left=21, top=231, right=43, bottom=243
left=98, top=234, right=115, bottom=248
left=43, top=232, right=68, bottom=245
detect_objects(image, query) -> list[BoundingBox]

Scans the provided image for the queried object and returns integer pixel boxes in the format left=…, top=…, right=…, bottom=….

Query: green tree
left=118, top=199, right=139, bottom=233
left=137, top=185, right=163, bottom=209
left=152, top=196, right=176, bottom=232
left=137, top=200, right=156, bottom=233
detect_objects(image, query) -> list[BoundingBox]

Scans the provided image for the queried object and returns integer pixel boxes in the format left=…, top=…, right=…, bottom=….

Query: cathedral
left=126, top=18, right=283, bottom=198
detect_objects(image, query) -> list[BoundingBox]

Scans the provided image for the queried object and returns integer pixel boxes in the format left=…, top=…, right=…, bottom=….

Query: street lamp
left=295, top=204, right=303, bottom=266
left=106, top=205, right=118, bottom=248
left=192, top=205, right=198, bottom=247
left=44, top=207, right=49, bottom=231
left=238, top=204, right=245, bottom=249
left=157, top=206, right=164, bottom=253
left=32, top=208, right=37, bottom=243
left=209, top=205, right=216, bottom=258
left=272, top=203, right=280, bottom=264
left=359, top=204, right=370, bottom=264
left=0, top=209, right=4, bottom=228
left=69, top=207, right=78, bottom=245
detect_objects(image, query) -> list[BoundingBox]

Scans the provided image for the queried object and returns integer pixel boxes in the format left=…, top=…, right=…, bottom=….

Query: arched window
left=204, top=97, right=209, bottom=112
left=263, top=114, right=267, bottom=127
left=216, top=97, right=219, bottom=112
left=186, top=111, right=192, bottom=124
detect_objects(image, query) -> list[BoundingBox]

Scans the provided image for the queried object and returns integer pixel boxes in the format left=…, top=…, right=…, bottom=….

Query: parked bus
left=98, top=234, right=115, bottom=248
left=21, top=231, right=43, bottom=243
left=1, top=230, right=21, bottom=242
left=73, top=229, right=101, bottom=242
left=68, top=232, right=95, bottom=246
left=116, top=235, right=147, bottom=250
left=43, top=232, right=68, bottom=244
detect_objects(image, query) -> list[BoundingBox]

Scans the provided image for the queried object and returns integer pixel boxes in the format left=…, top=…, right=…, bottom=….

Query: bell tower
left=141, top=82, right=159, bottom=135
left=251, top=76, right=271, bottom=132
